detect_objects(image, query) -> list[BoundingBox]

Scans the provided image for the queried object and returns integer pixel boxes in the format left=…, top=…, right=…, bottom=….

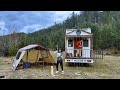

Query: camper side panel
left=82, top=38, right=91, bottom=58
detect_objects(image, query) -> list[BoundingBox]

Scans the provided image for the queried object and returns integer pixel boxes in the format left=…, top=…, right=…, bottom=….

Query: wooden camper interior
left=65, top=36, right=93, bottom=59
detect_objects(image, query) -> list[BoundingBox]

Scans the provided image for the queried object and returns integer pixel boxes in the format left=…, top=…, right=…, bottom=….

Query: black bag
left=23, top=62, right=30, bottom=69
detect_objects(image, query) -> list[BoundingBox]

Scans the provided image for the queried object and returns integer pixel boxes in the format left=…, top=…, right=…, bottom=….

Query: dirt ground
left=0, top=55, right=120, bottom=79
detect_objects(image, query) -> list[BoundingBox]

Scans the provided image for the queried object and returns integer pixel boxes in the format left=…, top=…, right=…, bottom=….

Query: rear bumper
left=65, top=58, right=93, bottom=63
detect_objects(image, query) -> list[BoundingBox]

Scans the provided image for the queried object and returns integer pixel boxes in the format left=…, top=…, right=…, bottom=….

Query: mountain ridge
left=1, top=11, right=120, bottom=56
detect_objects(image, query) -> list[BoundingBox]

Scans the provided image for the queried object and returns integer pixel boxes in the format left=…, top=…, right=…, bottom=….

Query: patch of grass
left=1, top=55, right=120, bottom=79
left=0, top=60, right=3, bottom=65
left=26, top=76, right=33, bottom=79
left=110, top=54, right=120, bottom=56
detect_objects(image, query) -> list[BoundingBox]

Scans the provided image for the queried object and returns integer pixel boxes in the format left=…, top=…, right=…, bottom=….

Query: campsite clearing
left=0, top=54, right=120, bottom=79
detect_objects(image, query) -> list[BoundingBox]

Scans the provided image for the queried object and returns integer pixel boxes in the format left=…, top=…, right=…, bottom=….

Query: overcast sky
left=0, top=11, right=80, bottom=36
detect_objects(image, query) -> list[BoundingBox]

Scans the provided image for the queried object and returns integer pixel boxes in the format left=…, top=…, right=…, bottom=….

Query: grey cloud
left=0, top=11, right=80, bottom=35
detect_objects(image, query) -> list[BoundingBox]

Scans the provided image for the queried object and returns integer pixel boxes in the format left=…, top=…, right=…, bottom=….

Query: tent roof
left=19, top=44, right=48, bottom=52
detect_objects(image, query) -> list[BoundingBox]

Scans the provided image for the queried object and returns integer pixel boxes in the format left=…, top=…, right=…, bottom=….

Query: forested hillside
left=1, top=11, right=120, bottom=56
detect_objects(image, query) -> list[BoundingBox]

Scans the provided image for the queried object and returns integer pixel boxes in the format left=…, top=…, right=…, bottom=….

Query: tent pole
left=24, top=50, right=29, bottom=69
left=36, top=50, right=39, bottom=66
left=76, top=37, right=77, bottom=58
left=26, top=50, right=28, bottom=62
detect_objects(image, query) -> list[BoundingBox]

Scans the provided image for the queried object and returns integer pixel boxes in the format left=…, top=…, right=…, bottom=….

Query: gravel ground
left=0, top=55, right=120, bottom=79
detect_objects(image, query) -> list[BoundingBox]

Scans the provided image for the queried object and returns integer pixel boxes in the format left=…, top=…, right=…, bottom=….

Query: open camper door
left=12, top=51, right=26, bottom=71
left=82, top=38, right=91, bottom=58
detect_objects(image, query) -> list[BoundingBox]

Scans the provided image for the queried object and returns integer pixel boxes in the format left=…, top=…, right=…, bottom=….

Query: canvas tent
left=12, top=44, right=55, bottom=71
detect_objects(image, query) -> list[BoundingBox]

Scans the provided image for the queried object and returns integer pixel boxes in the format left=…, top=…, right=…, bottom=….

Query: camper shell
left=12, top=44, right=55, bottom=71
left=65, top=28, right=93, bottom=63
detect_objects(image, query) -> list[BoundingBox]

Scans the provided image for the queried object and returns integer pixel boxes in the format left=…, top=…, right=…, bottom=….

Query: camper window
left=68, top=39, right=73, bottom=47
left=83, top=39, right=88, bottom=47
left=16, top=52, right=22, bottom=60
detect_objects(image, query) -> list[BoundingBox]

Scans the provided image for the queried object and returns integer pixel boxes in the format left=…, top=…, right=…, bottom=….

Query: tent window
left=40, top=50, right=48, bottom=58
left=16, top=52, right=22, bottom=60
left=68, top=38, right=73, bottom=47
